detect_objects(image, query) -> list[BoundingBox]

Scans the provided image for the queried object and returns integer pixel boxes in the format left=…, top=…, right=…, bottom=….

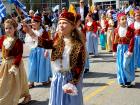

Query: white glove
left=124, top=51, right=133, bottom=58
left=62, top=83, right=78, bottom=96
left=127, top=51, right=132, bottom=56
left=112, top=52, right=116, bottom=57
left=8, top=65, right=18, bottom=75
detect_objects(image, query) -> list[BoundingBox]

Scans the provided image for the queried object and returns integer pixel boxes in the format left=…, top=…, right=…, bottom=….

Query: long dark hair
left=71, top=27, right=85, bottom=46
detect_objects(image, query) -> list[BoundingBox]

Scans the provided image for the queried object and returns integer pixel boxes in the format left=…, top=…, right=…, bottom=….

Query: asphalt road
left=18, top=45, right=140, bottom=105
left=0, top=44, right=139, bottom=105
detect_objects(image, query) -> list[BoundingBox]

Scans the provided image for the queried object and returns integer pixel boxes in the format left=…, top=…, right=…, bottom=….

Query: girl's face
left=107, top=13, right=112, bottom=19
left=31, top=20, right=40, bottom=30
left=119, top=16, right=127, bottom=26
left=58, top=19, right=74, bottom=36
left=5, top=23, right=16, bottom=37
left=86, top=14, right=92, bottom=21
left=135, top=13, right=140, bottom=22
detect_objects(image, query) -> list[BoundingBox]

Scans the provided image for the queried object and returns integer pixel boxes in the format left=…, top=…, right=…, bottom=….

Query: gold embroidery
left=51, top=37, right=86, bottom=69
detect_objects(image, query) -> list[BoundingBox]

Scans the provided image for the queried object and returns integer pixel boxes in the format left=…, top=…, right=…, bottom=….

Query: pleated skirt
left=0, top=59, right=29, bottom=105
left=49, top=72, right=83, bottom=105
left=134, top=36, right=140, bottom=69
left=116, top=44, right=135, bottom=85
left=28, top=47, right=52, bottom=82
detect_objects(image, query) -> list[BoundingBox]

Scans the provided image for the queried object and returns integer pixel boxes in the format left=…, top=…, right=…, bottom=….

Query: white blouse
left=118, top=26, right=127, bottom=37
left=25, top=27, right=43, bottom=49
left=134, top=21, right=140, bottom=30
left=51, top=37, right=72, bottom=72
left=87, top=21, right=92, bottom=26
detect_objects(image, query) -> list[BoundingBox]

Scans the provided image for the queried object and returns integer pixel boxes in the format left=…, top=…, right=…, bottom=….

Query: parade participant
left=23, top=11, right=86, bottom=105
left=0, top=19, right=31, bottom=105
left=25, top=13, right=52, bottom=88
left=130, top=10, right=140, bottom=70
left=106, top=12, right=114, bottom=52
left=84, top=12, right=99, bottom=56
left=113, top=13, right=135, bottom=87
left=75, top=13, right=89, bottom=73
left=99, top=13, right=108, bottom=50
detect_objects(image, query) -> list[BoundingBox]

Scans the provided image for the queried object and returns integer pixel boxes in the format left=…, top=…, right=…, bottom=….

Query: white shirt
left=80, top=7, right=84, bottom=21
left=51, top=37, right=72, bottom=72
left=25, top=27, right=44, bottom=49
left=134, top=21, right=140, bottom=30
left=118, top=26, right=127, bottom=37
left=87, top=21, right=92, bottom=26
left=101, top=19, right=106, bottom=29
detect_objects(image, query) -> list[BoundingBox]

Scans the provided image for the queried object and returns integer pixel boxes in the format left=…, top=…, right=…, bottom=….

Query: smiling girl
left=0, top=19, right=31, bottom=105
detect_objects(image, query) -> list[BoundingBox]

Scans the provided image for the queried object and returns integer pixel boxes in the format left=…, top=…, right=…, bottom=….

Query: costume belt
left=3, top=56, right=14, bottom=60
left=58, top=69, right=71, bottom=75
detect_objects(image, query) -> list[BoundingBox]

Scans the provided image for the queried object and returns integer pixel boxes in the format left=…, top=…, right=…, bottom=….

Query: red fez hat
left=32, top=15, right=42, bottom=22
left=59, top=12, right=75, bottom=24
left=117, top=12, right=126, bottom=21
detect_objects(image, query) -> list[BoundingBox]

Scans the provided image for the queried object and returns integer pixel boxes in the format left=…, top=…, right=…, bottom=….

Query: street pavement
left=3, top=45, right=140, bottom=105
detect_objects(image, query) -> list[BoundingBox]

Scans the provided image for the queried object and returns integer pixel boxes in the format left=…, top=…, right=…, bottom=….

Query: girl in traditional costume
left=84, top=12, right=99, bottom=56
left=23, top=11, right=86, bottom=105
left=113, top=13, right=135, bottom=87
left=106, top=12, right=114, bottom=52
left=99, top=13, right=108, bottom=50
left=0, top=19, right=31, bottom=105
left=25, top=14, right=52, bottom=88
left=130, top=10, right=140, bottom=70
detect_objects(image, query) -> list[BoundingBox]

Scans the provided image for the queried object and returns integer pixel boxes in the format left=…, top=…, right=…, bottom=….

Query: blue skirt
left=116, top=44, right=135, bottom=85
left=86, top=32, right=94, bottom=54
left=84, top=58, right=89, bottom=70
left=134, top=36, right=140, bottom=69
left=92, top=33, right=98, bottom=56
left=28, top=47, right=52, bottom=82
left=99, top=33, right=106, bottom=49
left=49, top=72, right=83, bottom=105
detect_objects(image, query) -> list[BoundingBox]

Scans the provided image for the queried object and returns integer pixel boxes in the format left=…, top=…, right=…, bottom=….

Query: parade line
left=84, top=80, right=115, bottom=102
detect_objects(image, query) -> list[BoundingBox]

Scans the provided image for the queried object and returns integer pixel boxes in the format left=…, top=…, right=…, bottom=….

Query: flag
left=7, top=0, right=28, bottom=17
left=0, top=0, right=6, bottom=19
left=112, top=13, right=117, bottom=22
left=68, top=4, right=76, bottom=16
left=90, top=5, right=94, bottom=13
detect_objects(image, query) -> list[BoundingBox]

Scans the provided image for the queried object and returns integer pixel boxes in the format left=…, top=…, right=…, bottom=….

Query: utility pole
left=116, top=0, right=120, bottom=9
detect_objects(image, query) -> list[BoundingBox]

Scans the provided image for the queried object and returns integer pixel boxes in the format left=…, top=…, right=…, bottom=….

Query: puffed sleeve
left=128, top=27, right=134, bottom=52
left=12, top=39, right=23, bottom=66
left=112, top=28, right=118, bottom=52
left=0, top=35, right=5, bottom=49
left=38, top=37, right=53, bottom=49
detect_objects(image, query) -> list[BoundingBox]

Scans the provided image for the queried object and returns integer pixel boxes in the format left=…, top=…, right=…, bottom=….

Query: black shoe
left=125, top=82, right=132, bottom=88
left=84, top=69, right=89, bottom=73
left=120, top=83, right=125, bottom=88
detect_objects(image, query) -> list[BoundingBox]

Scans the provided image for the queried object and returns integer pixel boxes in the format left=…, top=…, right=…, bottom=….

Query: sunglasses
left=80, top=2, right=84, bottom=3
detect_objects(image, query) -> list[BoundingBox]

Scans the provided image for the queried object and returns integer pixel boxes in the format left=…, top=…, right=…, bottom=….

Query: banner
left=0, top=0, right=6, bottom=19
left=7, top=0, right=28, bottom=17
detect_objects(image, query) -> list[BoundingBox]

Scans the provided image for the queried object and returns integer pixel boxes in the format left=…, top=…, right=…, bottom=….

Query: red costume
left=0, top=35, right=23, bottom=66
left=112, top=27, right=134, bottom=52
left=84, top=20, right=99, bottom=33
left=130, top=23, right=140, bottom=36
